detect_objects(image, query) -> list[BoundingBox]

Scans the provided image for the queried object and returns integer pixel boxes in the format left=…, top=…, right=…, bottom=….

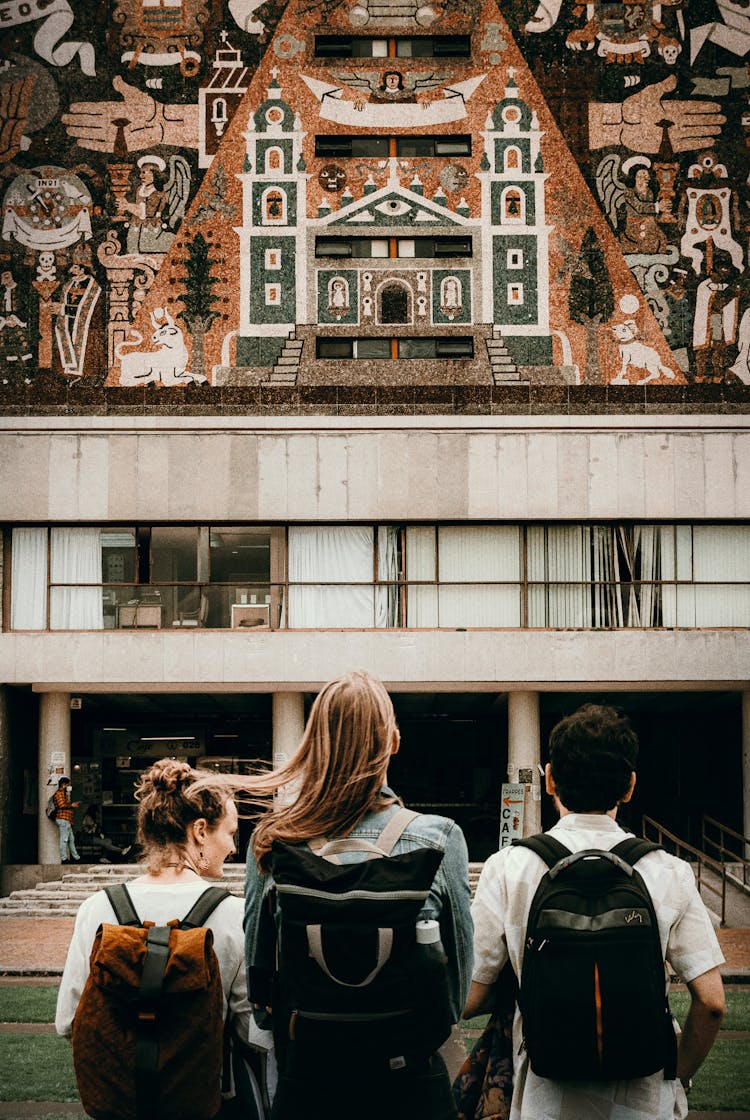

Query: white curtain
left=11, top=528, right=48, bottom=629
left=437, top=526, right=521, bottom=627
left=376, top=526, right=400, bottom=628
left=592, top=526, right=623, bottom=628
left=636, top=526, right=661, bottom=627
left=288, top=526, right=374, bottom=627
left=527, top=526, right=592, bottom=627
left=405, top=526, right=438, bottom=627
left=691, top=525, right=750, bottom=626
left=49, top=528, right=103, bottom=630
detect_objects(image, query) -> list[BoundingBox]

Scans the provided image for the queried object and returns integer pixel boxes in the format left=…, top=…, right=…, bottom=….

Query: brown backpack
left=72, top=883, right=229, bottom=1120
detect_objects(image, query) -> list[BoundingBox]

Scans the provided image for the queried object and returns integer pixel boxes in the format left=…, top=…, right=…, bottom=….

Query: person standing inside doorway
left=53, top=776, right=81, bottom=864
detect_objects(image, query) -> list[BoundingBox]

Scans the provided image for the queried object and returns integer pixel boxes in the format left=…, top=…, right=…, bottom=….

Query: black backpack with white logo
left=268, top=807, right=454, bottom=1069
left=513, top=833, right=677, bottom=1083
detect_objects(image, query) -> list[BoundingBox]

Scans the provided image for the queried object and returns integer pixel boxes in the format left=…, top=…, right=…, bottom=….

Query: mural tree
left=176, top=233, right=221, bottom=381
left=568, top=228, right=614, bottom=384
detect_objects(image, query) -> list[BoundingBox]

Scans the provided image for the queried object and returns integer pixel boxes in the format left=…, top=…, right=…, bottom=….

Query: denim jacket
left=244, top=788, right=474, bottom=1023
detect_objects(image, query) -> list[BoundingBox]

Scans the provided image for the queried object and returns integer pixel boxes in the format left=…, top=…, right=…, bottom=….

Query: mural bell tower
left=235, top=71, right=308, bottom=368
left=479, top=69, right=553, bottom=365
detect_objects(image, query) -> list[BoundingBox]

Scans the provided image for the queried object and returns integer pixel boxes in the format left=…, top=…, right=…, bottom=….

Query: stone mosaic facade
left=0, top=0, right=749, bottom=402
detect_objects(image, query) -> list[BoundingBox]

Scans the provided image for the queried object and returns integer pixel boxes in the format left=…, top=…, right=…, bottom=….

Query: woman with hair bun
left=56, top=758, right=258, bottom=1116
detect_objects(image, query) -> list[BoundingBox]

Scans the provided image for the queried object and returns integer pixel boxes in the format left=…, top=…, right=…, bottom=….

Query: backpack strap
left=512, top=833, right=571, bottom=868
left=610, top=837, right=663, bottom=867
left=179, top=886, right=231, bottom=930
left=375, top=807, right=419, bottom=855
left=104, top=883, right=141, bottom=927
left=307, top=807, right=420, bottom=863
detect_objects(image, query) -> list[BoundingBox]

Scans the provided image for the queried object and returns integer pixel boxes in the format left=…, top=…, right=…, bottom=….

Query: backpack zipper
left=276, top=884, right=429, bottom=902
left=594, top=961, right=604, bottom=1066
left=294, top=1008, right=414, bottom=1023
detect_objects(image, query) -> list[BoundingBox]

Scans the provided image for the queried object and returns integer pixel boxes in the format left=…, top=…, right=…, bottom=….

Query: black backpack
left=267, top=807, right=454, bottom=1068
left=512, top=833, right=678, bottom=1083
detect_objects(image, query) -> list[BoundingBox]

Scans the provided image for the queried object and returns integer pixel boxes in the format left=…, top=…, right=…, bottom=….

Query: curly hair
left=548, top=704, right=638, bottom=812
left=134, top=759, right=231, bottom=872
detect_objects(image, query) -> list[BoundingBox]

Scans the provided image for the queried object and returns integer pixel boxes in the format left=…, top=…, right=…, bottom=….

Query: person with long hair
left=56, top=759, right=257, bottom=1115
left=242, top=670, right=474, bottom=1120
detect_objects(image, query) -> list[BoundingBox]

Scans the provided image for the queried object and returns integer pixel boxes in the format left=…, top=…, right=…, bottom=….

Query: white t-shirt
left=55, top=880, right=252, bottom=1041
left=471, top=813, right=725, bottom=1120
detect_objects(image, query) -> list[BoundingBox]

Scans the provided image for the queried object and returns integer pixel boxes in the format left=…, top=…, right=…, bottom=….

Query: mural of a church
left=0, top=0, right=748, bottom=395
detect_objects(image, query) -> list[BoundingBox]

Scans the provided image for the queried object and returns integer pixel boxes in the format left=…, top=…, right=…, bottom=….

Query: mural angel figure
left=118, top=154, right=191, bottom=255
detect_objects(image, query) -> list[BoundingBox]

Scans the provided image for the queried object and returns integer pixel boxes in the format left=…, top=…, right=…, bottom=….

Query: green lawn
left=0, top=1035, right=77, bottom=1101
left=0, top=984, right=59, bottom=1023
left=669, top=989, right=750, bottom=1032
left=0, top=985, right=748, bottom=1111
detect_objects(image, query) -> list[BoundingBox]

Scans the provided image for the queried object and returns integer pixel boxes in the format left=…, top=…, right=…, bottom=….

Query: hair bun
left=144, top=759, right=193, bottom=795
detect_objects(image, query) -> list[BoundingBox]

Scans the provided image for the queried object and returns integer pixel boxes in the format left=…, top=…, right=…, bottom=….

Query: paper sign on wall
left=499, top=782, right=525, bottom=848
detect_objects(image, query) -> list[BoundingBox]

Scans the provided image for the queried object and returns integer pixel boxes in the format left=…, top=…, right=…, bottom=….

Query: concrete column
left=272, top=692, right=305, bottom=770
left=38, top=692, right=70, bottom=864
left=508, top=690, right=542, bottom=836
left=743, top=691, right=750, bottom=859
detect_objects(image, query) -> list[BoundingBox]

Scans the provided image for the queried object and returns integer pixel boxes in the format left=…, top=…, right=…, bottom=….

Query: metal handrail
left=702, top=815, right=750, bottom=890
left=642, top=815, right=728, bottom=926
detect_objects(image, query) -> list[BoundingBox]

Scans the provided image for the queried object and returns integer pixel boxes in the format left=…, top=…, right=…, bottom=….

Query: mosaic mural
left=0, top=0, right=748, bottom=391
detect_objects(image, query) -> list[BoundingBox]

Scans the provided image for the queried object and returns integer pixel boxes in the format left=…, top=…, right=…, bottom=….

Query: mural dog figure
left=115, top=309, right=206, bottom=386
left=610, top=319, right=676, bottom=385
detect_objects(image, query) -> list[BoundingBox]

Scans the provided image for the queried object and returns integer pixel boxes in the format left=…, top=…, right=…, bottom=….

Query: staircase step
left=0, top=861, right=488, bottom=916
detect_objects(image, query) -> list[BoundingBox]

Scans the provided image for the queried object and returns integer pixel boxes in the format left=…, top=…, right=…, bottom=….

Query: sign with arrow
left=499, top=782, right=525, bottom=848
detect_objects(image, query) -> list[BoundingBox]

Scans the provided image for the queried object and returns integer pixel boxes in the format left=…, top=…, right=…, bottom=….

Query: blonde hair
left=192, top=671, right=400, bottom=870
left=134, top=758, right=232, bottom=873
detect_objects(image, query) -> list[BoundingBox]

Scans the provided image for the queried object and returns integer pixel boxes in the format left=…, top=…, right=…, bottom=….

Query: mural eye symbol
left=375, top=199, right=411, bottom=216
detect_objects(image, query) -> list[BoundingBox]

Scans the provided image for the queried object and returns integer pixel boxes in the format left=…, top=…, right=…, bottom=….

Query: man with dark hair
left=465, top=703, right=725, bottom=1120
left=53, top=776, right=81, bottom=865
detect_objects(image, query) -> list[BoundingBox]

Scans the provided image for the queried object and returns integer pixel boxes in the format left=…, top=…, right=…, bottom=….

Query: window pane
left=315, top=137, right=352, bottom=157
left=209, top=529, right=270, bottom=584
left=351, top=136, right=389, bottom=157
left=435, top=237, right=472, bottom=256
left=151, top=527, right=198, bottom=582
left=315, top=36, right=353, bottom=56
left=434, top=137, right=471, bottom=156
left=356, top=338, right=391, bottom=358
left=11, top=527, right=48, bottom=629
left=399, top=339, right=438, bottom=358
left=396, top=137, right=434, bottom=157
left=433, top=36, right=471, bottom=56
left=101, top=529, right=136, bottom=583
left=317, top=338, right=353, bottom=358
left=436, top=338, right=473, bottom=357
left=316, top=239, right=352, bottom=257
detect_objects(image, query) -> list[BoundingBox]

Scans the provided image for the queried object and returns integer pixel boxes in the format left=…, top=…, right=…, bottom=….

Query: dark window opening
left=316, top=336, right=473, bottom=359
left=315, top=35, right=470, bottom=58
left=380, top=283, right=410, bottom=324
left=315, top=135, right=470, bottom=159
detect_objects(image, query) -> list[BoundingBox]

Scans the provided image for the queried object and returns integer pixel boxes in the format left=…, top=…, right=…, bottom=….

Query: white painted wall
left=2, top=416, right=749, bottom=523
left=0, top=628, right=747, bottom=690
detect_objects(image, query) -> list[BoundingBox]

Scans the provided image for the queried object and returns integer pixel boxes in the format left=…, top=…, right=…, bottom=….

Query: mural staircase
left=0, top=862, right=485, bottom=918
left=486, top=328, right=522, bottom=384
left=270, top=334, right=304, bottom=384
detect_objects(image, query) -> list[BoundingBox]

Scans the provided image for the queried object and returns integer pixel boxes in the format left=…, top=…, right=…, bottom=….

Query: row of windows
left=315, top=337, right=474, bottom=359
left=8, top=524, right=750, bottom=632
left=315, top=135, right=472, bottom=159
left=314, top=35, right=471, bottom=58
left=315, top=236, right=473, bottom=259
